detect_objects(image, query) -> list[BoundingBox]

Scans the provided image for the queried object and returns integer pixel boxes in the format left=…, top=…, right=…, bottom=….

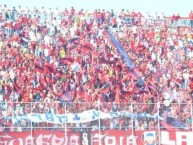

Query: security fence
left=0, top=102, right=193, bottom=145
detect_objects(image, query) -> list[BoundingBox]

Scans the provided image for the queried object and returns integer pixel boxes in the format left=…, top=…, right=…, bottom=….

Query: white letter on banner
left=160, top=131, right=175, bottom=145
left=25, top=135, right=33, bottom=145
left=120, top=136, right=124, bottom=145
left=104, top=136, right=116, bottom=145
left=92, top=133, right=107, bottom=144
left=9, top=138, right=23, bottom=145
left=0, top=134, right=12, bottom=144
left=176, top=132, right=192, bottom=145
left=51, top=134, right=65, bottom=145
left=0, top=140, right=8, bottom=144
left=69, top=135, right=79, bottom=145
left=36, top=134, right=52, bottom=145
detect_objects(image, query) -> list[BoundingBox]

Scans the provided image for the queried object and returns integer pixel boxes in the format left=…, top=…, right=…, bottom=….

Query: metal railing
left=0, top=102, right=192, bottom=131
left=0, top=102, right=192, bottom=144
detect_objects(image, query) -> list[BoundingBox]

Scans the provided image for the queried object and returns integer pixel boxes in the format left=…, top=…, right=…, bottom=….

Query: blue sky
left=0, top=0, right=192, bottom=16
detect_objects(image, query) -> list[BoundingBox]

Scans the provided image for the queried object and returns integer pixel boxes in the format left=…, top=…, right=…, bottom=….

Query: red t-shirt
left=71, top=9, right=75, bottom=15
left=97, top=12, right=101, bottom=19
left=111, top=18, right=117, bottom=25
left=131, top=12, right=136, bottom=18
left=93, top=11, right=98, bottom=19
left=78, top=10, right=83, bottom=15
left=12, top=35, right=19, bottom=42
left=15, top=22, right=22, bottom=30
left=189, top=13, right=193, bottom=20
left=63, top=10, right=68, bottom=16
left=136, top=12, right=142, bottom=18
left=23, top=17, right=28, bottom=24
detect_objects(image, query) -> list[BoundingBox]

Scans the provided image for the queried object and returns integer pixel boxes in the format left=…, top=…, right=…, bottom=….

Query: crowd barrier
left=0, top=102, right=193, bottom=145
left=164, top=17, right=192, bottom=28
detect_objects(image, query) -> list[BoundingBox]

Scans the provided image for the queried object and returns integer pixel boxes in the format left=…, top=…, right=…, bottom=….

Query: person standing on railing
left=189, top=11, right=193, bottom=28
left=171, top=14, right=180, bottom=29
left=171, top=14, right=176, bottom=28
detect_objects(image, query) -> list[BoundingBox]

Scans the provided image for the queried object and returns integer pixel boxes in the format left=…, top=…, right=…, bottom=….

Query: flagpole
left=30, top=102, right=33, bottom=145
left=191, top=103, right=193, bottom=133
left=98, top=101, right=101, bottom=145
left=131, top=103, right=135, bottom=145
left=157, top=102, right=161, bottom=145
left=65, top=102, right=67, bottom=143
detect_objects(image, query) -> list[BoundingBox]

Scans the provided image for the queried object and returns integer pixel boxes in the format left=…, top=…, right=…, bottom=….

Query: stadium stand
left=0, top=5, right=193, bottom=145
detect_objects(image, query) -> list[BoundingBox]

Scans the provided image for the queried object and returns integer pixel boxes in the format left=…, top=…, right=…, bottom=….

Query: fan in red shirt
left=0, top=13, right=2, bottom=20
left=63, top=8, right=69, bottom=16
left=136, top=11, right=142, bottom=25
left=130, top=10, right=136, bottom=24
left=93, top=9, right=98, bottom=19
left=189, top=10, right=193, bottom=28
left=78, top=9, right=83, bottom=15
left=171, top=14, right=176, bottom=24
left=70, top=7, right=75, bottom=16
left=111, top=17, right=117, bottom=28
left=23, top=15, right=28, bottom=25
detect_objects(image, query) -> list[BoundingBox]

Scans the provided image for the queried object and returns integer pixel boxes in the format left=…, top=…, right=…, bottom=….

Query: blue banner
left=105, top=30, right=145, bottom=86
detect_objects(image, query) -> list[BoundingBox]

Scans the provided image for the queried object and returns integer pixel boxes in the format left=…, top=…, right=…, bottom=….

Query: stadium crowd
left=0, top=5, right=193, bottom=132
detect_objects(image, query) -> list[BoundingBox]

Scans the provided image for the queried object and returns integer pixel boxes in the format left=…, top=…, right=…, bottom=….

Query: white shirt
left=0, top=94, right=3, bottom=102
left=151, top=52, right=156, bottom=61
left=44, top=48, right=49, bottom=57
left=29, top=31, right=36, bottom=41
left=188, top=51, right=193, bottom=58
left=132, top=26, right=137, bottom=34
left=183, top=72, right=189, bottom=80
left=9, top=69, right=15, bottom=80
left=69, top=27, right=75, bottom=37
left=44, top=35, right=50, bottom=45
left=52, top=20, right=58, bottom=27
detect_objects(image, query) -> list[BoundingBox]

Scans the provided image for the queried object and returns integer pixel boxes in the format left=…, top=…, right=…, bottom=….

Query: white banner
left=9, top=109, right=162, bottom=124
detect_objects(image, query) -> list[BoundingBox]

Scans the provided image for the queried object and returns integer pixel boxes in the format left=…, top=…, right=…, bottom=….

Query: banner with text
left=0, top=130, right=192, bottom=145
left=8, top=109, right=163, bottom=124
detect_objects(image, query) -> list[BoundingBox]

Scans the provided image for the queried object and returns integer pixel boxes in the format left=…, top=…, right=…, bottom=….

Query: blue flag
left=105, top=30, right=144, bottom=86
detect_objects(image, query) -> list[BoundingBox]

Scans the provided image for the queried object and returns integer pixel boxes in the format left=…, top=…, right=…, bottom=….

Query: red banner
left=0, top=130, right=192, bottom=145
left=0, top=131, right=80, bottom=145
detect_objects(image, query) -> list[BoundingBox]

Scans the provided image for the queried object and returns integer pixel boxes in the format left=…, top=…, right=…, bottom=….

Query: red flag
left=34, top=64, right=44, bottom=74
left=44, top=63, right=55, bottom=74
left=115, top=85, right=120, bottom=104
left=13, top=83, right=20, bottom=92
left=81, top=43, right=93, bottom=55
left=86, top=20, right=94, bottom=31
left=113, top=65, right=122, bottom=72
left=60, top=58, right=74, bottom=65
left=22, top=91, right=31, bottom=102
left=56, top=71, right=63, bottom=79
left=60, top=92, right=73, bottom=102
left=160, top=121, right=176, bottom=131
